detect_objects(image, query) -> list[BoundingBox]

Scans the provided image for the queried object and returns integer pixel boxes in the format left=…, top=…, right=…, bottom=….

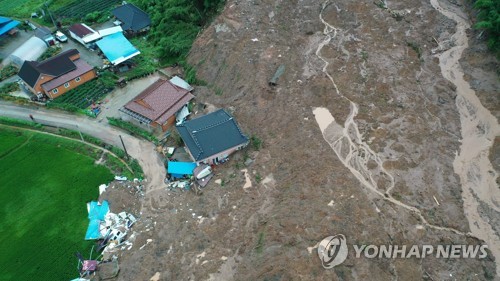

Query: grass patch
left=107, top=117, right=159, bottom=144
left=0, top=127, right=114, bottom=280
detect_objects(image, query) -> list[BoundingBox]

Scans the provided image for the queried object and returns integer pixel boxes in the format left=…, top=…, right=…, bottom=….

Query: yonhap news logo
left=317, top=234, right=489, bottom=269
left=317, top=234, right=349, bottom=269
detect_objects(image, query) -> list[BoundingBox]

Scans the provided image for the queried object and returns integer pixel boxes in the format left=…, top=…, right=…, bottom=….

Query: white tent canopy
left=7, top=36, right=47, bottom=66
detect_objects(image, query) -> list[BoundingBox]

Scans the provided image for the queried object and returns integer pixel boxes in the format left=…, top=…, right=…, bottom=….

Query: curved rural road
left=0, top=102, right=166, bottom=203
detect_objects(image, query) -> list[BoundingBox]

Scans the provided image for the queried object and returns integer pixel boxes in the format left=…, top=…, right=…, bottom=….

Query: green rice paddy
left=0, top=127, right=113, bottom=280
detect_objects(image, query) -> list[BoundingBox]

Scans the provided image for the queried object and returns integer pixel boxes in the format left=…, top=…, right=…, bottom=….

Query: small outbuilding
left=68, top=23, right=101, bottom=46
left=95, top=32, right=140, bottom=65
left=0, top=16, right=19, bottom=37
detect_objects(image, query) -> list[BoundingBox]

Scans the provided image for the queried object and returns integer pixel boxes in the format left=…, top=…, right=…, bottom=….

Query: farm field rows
left=54, top=0, right=121, bottom=19
left=0, top=127, right=113, bottom=280
left=0, top=0, right=72, bottom=18
left=49, top=79, right=113, bottom=109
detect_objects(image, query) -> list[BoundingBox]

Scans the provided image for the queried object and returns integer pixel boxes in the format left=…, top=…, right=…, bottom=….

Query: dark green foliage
left=37, top=46, right=62, bottom=62
left=47, top=78, right=113, bottom=110
left=99, top=71, right=119, bottom=88
left=83, top=11, right=109, bottom=24
left=0, top=65, right=18, bottom=82
left=181, top=61, right=207, bottom=85
left=107, top=117, right=159, bottom=144
left=0, top=82, right=19, bottom=94
left=128, top=158, right=144, bottom=178
left=130, top=0, right=225, bottom=61
left=473, top=0, right=500, bottom=54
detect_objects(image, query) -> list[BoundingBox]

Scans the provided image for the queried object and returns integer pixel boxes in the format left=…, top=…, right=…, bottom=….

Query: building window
left=52, top=88, right=58, bottom=94
left=75, top=77, right=81, bottom=82
left=64, top=82, right=70, bottom=88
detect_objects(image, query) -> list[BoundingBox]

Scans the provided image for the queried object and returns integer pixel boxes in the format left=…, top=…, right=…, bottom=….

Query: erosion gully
left=312, top=0, right=500, bottom=275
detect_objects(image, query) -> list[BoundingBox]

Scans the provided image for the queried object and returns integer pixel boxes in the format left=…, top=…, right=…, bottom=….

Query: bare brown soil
left=102, top=0, right=499, bottom=280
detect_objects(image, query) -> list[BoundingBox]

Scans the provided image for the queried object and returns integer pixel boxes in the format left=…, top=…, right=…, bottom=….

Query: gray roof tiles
left=176, top=109, right=248, bottom=161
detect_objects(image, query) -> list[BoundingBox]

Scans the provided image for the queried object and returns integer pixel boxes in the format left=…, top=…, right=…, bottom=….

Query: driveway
left=98, top=73, right=161, bottom=120
left=0, top=102, right=166, bottom=204
left=60, top=36, right=103, bottom=67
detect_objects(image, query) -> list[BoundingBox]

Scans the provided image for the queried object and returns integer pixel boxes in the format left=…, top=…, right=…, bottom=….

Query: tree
left=473, top=0, right=500, bottom=53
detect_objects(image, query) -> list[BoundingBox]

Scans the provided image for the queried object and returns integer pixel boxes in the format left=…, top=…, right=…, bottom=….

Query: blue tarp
left=95, top=32, right=140, bottom=65
left=85, top=200, right=109, bottom=240
left=0, top=17, right=19, bottom=36
left=0, top=17, right=11, bottom=25
left=168, top=162, right=196, bottom=178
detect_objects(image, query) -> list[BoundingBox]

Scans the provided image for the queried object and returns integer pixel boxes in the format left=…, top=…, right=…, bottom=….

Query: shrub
left=250, top=135, right=262, bottom=150
left=0, top=65, right=18, bottom=82
left=107, top=117, right=159, bottom=144
left=0, top=82, right=19, bottom=94
left=38, top=46, right=62, bottom=62
left=0, top=116, right=42, bottom=128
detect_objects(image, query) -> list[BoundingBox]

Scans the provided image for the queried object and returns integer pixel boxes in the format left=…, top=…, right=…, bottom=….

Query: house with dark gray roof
left=18, top=49, right=96, bottom=99
left=112, top=3, right=151, bottom=34
left=176, top=109, right=249, bottom=165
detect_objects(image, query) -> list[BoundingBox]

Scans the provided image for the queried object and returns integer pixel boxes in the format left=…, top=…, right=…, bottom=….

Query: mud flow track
left=312, top=1, right=500, bottom=274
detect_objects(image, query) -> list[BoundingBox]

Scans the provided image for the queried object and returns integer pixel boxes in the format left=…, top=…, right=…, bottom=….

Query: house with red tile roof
left=120, top=79, right=195, bottom=131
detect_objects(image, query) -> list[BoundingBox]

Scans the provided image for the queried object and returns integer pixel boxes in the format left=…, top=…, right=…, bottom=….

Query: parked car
left=55, top=31, right=67, bottom=42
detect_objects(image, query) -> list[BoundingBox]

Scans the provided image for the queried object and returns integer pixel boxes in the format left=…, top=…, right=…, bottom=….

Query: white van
left=55, top=31, right=68, bottom=42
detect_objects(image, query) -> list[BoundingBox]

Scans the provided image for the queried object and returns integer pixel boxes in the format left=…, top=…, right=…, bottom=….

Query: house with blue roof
left=176, top=109, right=249, bottom=165
left=0, top=16, right=20, bottom=37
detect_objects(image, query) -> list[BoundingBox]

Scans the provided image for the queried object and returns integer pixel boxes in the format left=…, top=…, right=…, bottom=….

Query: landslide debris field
left=100, top=0, right=498, bottom=280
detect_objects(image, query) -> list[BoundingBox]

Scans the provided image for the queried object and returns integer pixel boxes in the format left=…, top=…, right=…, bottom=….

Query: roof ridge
left=184, top=123, right=204, bottom=160
left=193, top=111, right=232, bottom=133
left=133, top=79, right=166, bottom=102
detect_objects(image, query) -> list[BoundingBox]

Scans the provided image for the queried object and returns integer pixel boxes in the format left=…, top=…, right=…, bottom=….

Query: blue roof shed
left=0, top=16, right=19, bottom=36
left=95, top=32, right=140, bottom=65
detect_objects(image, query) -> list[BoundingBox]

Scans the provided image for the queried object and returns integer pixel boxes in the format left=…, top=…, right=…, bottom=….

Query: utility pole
left=44, top=2, right=57, bottom=29
left=76, top=124, right=84, bottom=142
left=119, top=135, right=129, bottom=159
